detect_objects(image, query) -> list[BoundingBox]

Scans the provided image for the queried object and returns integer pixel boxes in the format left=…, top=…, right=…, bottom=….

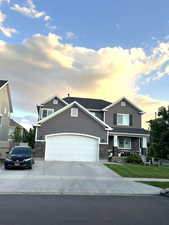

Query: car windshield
left=10, top=147, right=32, bottom=156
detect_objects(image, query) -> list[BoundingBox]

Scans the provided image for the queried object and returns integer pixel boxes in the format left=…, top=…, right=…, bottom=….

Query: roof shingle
left=63, top=97, right=111, bottom=110
left=112, top=127, right=149, bottom=135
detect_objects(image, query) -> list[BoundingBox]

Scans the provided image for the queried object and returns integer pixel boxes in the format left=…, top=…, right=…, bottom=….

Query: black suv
left=4, top=146, right=34, bottom=169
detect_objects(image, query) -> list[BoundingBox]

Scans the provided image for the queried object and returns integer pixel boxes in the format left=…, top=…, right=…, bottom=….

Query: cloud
left=1, top=33, right=169, bottom=128
left=0, top=11, right=17, bottom=37
left=151, top=64, right=169, bottom=80
left=65, top=32, right=76, bottom=40
left=11, top=0, right=51, bottom=21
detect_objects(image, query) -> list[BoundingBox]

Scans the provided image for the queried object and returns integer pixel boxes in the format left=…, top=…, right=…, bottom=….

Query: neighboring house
left=34, top=95, right=149, bottom=162
left=8, top=119, right=25, bottom=141
left=0, top=80, right=13, bottom=158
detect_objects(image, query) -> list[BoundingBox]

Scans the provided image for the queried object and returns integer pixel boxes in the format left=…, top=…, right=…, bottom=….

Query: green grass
left=105, top=163, right=169, bottom=178
left=138, top=181, right=169, bottom=189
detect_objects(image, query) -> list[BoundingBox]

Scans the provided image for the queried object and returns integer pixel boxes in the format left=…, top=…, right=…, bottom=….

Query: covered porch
left=108, top=131, right=149, bottom=157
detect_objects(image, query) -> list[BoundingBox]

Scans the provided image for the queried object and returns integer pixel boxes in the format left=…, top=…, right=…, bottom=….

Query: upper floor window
left=41, top=108, right=54, bottom=119
left=117, top=113, right=129, bottom=126
left=71, top=107, right=78, bottom=117
left=121, top=101, right=126, bottom=107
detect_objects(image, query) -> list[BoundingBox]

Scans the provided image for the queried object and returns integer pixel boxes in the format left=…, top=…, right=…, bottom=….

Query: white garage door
left=45, top=133, right=99, bottom=162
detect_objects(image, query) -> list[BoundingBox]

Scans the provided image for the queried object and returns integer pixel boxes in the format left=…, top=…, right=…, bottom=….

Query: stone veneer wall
left=34, top=142, right=45, bottom=158
left=99, top=144, right=110, bottom=159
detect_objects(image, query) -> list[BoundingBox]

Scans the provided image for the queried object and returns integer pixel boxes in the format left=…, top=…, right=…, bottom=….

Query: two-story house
left=8, top=118, right=26, bottom=141
left=0, top=80, right=13, bottom=158
left=34, top=95, right=149, bottom=161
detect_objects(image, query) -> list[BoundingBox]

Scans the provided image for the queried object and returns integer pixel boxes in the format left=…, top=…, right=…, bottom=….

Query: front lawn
left=105, top=163, right=169, bottom=178
left=138, top=181, right=169, bottom=189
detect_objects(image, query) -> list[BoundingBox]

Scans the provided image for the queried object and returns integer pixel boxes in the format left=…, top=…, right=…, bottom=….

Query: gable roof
left=63, top=97, right=111, bottom=110
left=0, top=80, right=8, bottom=88
left=103, top=97, right=144, bottom=113
left=37, top=101, right=113, bottom=131
left=38, top=94, right=68, bottom=107
left=10, top=119, right=25, bottom=129
left=0, top=80, right=13, bottom=113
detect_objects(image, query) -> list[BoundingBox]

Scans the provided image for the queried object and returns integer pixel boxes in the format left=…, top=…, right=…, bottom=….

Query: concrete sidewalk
left=0, top=160, right=162, bottom=195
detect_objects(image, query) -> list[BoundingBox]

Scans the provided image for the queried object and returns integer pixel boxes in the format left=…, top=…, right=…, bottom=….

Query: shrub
left=126, top=153, right=143, bottom=164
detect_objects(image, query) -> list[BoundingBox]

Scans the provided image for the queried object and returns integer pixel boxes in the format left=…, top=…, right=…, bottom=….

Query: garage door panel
left=45, top=134, right=99, bottom=162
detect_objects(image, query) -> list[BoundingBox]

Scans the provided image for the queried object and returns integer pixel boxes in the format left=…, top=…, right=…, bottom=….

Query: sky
left=0, top=0, right=169, bottom=129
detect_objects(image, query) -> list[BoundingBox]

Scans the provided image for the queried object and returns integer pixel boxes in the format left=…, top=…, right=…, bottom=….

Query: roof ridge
left=63, top=96, right=112, bottom=102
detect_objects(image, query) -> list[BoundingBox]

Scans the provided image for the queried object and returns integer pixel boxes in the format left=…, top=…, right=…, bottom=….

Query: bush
left=126, top=153, right=143, bottom=164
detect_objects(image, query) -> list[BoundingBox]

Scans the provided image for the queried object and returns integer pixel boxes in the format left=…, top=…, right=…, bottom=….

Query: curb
left=0, top=191, right=161, bottom=196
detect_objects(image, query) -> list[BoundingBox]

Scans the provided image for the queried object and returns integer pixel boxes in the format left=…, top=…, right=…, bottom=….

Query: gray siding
left=0, top=85, right=10, bottom=141
left=105, top=101, right=142, bottom=128
left=38, top=97, right=66, bottom=121
left=37, top=104, right=108, bottom=143
left=131, top=137, right=140, bottom=152
left=43, top=97, right=66, bottom=112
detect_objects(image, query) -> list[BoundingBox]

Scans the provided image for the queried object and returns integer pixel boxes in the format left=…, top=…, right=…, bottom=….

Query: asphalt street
left=0, top=195, right=168, bottom=225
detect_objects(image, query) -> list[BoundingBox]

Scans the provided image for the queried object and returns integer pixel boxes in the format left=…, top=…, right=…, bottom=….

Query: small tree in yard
left=12, top=126, right=22, bottom=143
left=148, top=106, right=169, bottom=159
left=27, top=128, right=35, bottom=148
left=22, top=129, right=29, bottom=143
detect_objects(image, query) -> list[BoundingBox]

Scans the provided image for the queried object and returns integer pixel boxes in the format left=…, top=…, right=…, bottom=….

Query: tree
left=148, top=106, right=169, bottom=159
left=27, top=128, right=35, bottom=148
left=12, top=126, right=22, bottom=143
left=22, top=129, right=29, bottom=143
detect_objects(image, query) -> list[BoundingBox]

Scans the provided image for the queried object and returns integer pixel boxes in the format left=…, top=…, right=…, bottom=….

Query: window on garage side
left=71, top=107, right=78, bottom=117
left=41, top=108, right=54, bottom=119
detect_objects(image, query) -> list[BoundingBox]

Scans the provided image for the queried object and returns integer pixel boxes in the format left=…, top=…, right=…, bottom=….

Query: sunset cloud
left=0, top=33, right=169, bottom=128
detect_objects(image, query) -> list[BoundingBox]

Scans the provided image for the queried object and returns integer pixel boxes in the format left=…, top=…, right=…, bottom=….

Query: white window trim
left=41, top=108, right=54, bottom=119
left=121, top=101, right=126, bottom=107
left=71, top=107, right=78, bottom=117
left=117, top=113, right=129, bottom=126
left=118, top=137, right=131, bottom=149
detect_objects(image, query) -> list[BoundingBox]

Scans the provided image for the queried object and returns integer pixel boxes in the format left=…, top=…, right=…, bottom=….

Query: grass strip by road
left=138, top=181, right=169, bottom=189
left=105, top=163, right=169, bottom=178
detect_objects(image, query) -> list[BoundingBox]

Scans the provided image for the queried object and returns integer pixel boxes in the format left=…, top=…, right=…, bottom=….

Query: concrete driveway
left=0, top=160, right=161, bottom=195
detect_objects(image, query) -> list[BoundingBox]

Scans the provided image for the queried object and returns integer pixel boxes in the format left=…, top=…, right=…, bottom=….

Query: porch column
left=142, top=136, right=147, bottom=155
left=113, top=135, right=119, bottom=156
left=139, top=138, right=142, bottom=155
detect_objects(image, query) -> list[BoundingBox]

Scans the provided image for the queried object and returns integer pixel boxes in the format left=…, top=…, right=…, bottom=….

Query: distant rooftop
left=63, top=96, right=111, bottom=110
left=0, top=80, right=8, bottom=88
left=10, top=119, right=24, bottom=129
